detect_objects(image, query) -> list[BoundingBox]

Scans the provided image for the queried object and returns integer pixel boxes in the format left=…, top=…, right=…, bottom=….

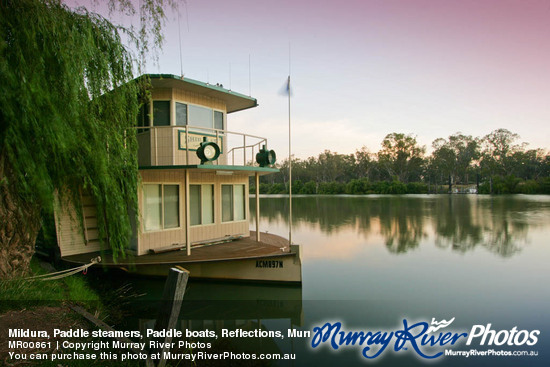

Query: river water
left=122, top=194, right=550, bottom=366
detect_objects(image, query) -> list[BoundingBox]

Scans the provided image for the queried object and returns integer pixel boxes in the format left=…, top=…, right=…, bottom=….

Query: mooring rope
left=17, top=256, right=101, bottom=282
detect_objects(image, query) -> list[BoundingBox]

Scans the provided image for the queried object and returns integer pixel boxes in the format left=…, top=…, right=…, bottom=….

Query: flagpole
left=287, top=42, right=293, bottom=248
left=288, top=75, right=292, bottom=248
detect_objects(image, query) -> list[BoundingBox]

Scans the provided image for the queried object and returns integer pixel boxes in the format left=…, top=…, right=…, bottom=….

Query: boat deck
left=63, top=231, right=292, bottom=266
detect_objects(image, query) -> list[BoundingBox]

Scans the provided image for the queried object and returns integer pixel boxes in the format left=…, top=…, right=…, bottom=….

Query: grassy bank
left=0, top=257, right=101, bottom=313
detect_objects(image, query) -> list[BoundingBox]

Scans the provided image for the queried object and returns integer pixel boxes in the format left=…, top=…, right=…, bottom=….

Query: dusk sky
left=78, top=0, right=550, bottom=159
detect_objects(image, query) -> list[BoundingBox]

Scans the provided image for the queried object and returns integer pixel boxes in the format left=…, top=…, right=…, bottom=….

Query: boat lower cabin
left=54, top=74, right=302, bottom=283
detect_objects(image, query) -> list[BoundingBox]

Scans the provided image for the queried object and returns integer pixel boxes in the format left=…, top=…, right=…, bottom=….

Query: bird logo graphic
left=427, top=317, right=456, bottom=333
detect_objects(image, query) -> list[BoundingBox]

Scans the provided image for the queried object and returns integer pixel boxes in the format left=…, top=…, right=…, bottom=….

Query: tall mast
left=288, top=44, right=292, bottom=248
left=288, top=75, right=292, bottom=247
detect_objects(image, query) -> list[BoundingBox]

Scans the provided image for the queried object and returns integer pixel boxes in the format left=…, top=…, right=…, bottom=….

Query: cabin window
left=143, top=184, right=180, bottom=231
left=188, top=105, right=212, bottom=130
left=137, top=102, right=150, bottom=133
left=190, top=184, right=214, bottom=226
left=163, top=185, right=180, bottom=229
left=221, top=185, right=233, bottom=222
left=153, top=101, right=170, bottom=126
left=176, top=102, right=187, bottom=126
left=185, top=104, right=225, bottom=131
left=222, top=184, right=246, bottom=222
left=214, top=111, right=224, bottom=130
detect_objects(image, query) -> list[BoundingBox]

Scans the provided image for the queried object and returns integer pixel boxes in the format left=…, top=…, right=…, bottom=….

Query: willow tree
left=0, top=0, right=174, bottom=279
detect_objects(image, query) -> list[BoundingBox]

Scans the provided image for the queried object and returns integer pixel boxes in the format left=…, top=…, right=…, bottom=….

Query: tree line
left=254, top=129, right=550, bottom=195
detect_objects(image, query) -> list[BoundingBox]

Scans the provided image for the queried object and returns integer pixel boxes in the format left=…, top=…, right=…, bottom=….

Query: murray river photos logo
left=310, top=317, right=540, bottom=360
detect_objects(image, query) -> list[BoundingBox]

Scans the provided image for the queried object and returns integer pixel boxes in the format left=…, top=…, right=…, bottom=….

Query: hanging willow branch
left=0, top=0, right=175, bottom=273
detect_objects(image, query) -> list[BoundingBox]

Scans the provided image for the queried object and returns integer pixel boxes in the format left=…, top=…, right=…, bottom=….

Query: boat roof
left=142, top=74, right=258, bottom=114
left=139, top=164, right=279, bottom=176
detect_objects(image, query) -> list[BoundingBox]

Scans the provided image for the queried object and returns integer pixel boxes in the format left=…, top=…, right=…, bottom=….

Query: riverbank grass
left=0, top=257, right=101, bottom=313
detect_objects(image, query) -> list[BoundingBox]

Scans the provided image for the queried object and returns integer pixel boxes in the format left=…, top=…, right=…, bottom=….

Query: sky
left=75, top=0, right=550, bottom=159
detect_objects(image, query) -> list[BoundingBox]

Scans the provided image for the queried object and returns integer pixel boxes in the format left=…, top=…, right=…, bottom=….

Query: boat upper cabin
left=55, top=74, right=279, bottom=258
left=135, top=74, right=262, bottom=167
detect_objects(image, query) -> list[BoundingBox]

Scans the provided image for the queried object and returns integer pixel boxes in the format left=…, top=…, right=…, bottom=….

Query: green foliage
left=0, top=258, right=101, bottom=312
left=318, top=182, right=346, bottom=195
left=479, top=175, right=550, bottom=195
left=385, top=181, right=407, bottom=194
left=378, top=133, right=426, bottom=183
left=258, top=183, right=270, bottom=194
left=257, top=180, right=428, bottom=195
left=406, top=182, right=428, bottom=194
left=518, top=180, right=539, bottom=194
left=345, top=178, right=369, bottom=195
left=291, top=179, right=304, bottom=194
left=302, top=181, right=317, bottom=194
left=0, top=0, right=175, bottom=264
left=258, top=128, right=549, bottom=196
left=479, top=129, right=522, bottom=178
left=540, top=178, right=550, bottom=194
left=267, top=183, right=286, bottom=194
left=430, top=133, right=479, bottom=189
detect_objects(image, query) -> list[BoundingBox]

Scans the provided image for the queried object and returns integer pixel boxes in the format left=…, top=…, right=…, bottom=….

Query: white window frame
left=221, top=184, right=247, bottom=223
left=142, top=183, right=181, bottom=232
left=175, top=101, right=188, bottom=126
left=190, top=184, right=215, bottom=226
left=183, top=102, right=225, bottom=131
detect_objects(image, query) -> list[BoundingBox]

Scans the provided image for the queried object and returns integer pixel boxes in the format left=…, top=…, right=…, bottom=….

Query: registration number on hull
left=255, top=260, right=284, bottom=268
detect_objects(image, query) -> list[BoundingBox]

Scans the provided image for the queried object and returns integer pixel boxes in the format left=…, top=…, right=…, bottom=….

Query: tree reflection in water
left=252, top=195, right=550, bottom=258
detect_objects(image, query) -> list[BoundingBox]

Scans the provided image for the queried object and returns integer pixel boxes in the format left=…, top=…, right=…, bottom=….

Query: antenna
left=177, top=11, right=184, bottom=77
left=249, top=54, right=251, bottom=96
left=177, top=1, right=189, bottom=78
left=229, top=62, right=232, bottom=91
left=184, top=0, right=190, bottom=32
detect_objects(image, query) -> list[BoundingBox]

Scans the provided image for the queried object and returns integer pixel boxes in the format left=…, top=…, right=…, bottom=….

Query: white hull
left=120, top=245, right=302, bottom=283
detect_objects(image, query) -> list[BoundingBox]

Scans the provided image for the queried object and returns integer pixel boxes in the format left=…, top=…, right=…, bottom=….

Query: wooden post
left=255, top=172, right=260, bottom=242
left=154, top=128, right=158, bottom=166
left=185, top=169, right=191, bottom=256
left=147, top=267, right=189, bottom=367
left=243, top=135, right=246, bottom=165
left=69, top=304, right=142, bottom=355
left=215, top=130, right=220, bottom=164
left=185, top=127, right=189, bottom=164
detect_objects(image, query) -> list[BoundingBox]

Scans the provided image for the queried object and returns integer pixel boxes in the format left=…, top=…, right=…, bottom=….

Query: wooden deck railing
left=135, top=125, right=269, bottom=166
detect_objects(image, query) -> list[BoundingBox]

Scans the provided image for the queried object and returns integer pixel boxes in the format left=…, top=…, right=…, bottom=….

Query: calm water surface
left=258, top=195, right=550, bottom=303
left=124, top=195, right=550, bottom=366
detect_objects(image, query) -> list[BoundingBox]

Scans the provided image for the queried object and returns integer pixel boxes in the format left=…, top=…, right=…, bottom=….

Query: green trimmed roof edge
left=139, top=164, right=279, bottom=174
left=141, top=74, right=258, bottom=112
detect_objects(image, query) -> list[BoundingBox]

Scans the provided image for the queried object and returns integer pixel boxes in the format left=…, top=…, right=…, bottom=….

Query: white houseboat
left=55, top=74, right=302, bottom=283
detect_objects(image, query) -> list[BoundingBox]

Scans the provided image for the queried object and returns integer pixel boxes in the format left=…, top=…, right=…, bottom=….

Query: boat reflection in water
left=124, top=279, right=303, bottom=358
